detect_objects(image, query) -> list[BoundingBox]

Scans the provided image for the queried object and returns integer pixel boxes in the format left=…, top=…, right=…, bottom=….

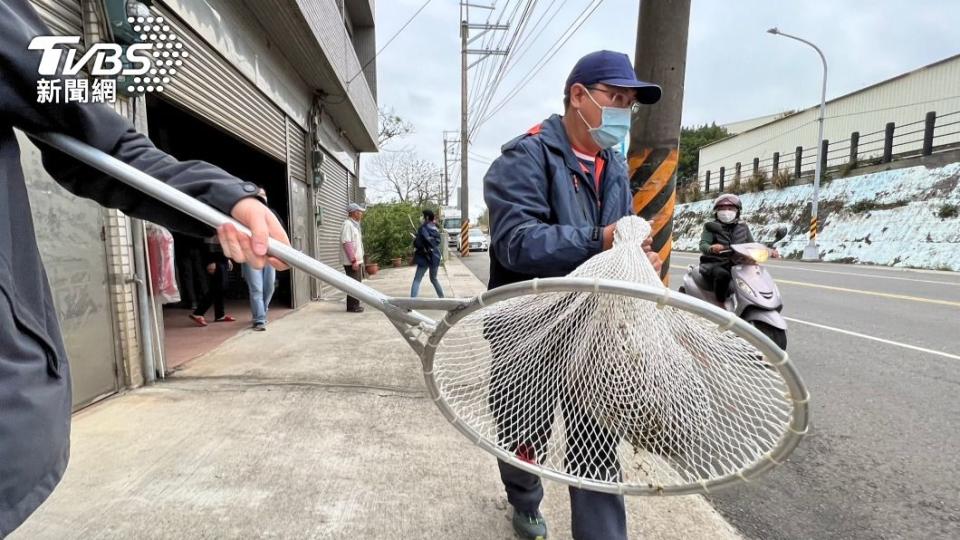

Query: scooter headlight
left=735, top=278, right=756, bottom=297
left=748, top=249, right=770, bottom=263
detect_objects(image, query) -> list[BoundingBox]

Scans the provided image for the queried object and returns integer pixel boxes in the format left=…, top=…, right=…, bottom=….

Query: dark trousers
left=193, top=263, right=227, bottom=320
left=499, top=461, right=626, bottom=540
left=175, top=247, right=208, bottom=307
left=486, top=300, right=627, bottom=540
left=707, top=263, right=733, bottom=300
left=343, top=265, right=362, bottom=310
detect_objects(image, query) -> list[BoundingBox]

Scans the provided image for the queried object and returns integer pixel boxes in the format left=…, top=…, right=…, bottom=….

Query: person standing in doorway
left=341, top=203, right=366, bottom=312
left=189, top=236, right=236, bottom=326
left=410, top=209, right=445, bottom=298
left=243, top=187, right=280, bottom=331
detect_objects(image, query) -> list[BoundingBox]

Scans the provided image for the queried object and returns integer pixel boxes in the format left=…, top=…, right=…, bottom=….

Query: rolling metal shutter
left=315, top=151, right=350, bottom=271
left=29, top=0, right=82, bottom=38
left=153, top=3, right=287, bottom=161
left=287, top=119, right=307, bottom=183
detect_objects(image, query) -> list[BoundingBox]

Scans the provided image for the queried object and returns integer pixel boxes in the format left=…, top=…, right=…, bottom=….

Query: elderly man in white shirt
left=340, top=203, right=366, bottom=312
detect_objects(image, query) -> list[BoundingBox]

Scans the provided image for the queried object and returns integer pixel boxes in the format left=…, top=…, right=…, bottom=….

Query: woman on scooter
left=698, top=193, right=776, bottom=301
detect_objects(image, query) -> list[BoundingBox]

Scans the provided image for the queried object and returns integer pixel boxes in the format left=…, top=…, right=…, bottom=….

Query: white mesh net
left=430, top=216, right=803, bottom=494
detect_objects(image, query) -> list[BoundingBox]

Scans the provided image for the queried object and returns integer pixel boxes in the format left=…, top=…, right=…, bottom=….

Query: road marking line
left=776, top=279, right=960, bottom=308
left=671, top=252, right=960, bottom=284
left=784, top=317, right=960, bottom=361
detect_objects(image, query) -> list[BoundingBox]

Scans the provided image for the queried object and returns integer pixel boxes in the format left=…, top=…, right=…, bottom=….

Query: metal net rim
left=421, top=277, right=810, bottom=496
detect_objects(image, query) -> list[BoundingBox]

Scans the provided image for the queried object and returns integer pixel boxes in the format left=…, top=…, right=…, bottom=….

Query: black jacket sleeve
left=1, top=0, right=259, bottom=236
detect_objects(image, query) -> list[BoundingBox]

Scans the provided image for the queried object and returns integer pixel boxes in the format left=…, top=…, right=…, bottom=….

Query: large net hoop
left=425, top=217, right=808, bottom=495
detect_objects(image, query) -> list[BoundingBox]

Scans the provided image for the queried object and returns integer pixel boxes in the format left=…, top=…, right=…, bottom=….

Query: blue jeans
left=242, top=263, right=276, bottom=325
left=410, top=262, right=444, bottom=298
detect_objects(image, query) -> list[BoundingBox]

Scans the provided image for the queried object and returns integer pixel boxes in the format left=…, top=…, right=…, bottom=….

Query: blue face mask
left=578, top=89, right=632, bottom=149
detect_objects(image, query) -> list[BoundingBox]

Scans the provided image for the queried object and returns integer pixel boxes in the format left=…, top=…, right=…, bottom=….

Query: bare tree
left=378, top=107, right=414, bottom=147
left=370, top=150, right=443, bottom=206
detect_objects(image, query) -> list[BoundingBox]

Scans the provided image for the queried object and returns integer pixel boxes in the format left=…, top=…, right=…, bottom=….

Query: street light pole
left=768, top=27, right=827, bottom=261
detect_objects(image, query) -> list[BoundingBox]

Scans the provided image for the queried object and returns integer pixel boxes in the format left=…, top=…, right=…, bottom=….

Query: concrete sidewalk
left=12, top=258, right=742, bottom=539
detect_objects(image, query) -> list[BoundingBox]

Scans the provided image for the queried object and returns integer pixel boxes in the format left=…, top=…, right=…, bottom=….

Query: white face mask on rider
left=717, top=210, right=737, bottom=224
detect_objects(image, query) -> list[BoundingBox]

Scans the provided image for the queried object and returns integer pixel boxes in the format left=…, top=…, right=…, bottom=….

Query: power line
left=473, top=0, right=606, bottom=134
left=468, top=1, right=509, bottom=112
left=347, top=0, right=435, bottom=84
left=469, top=0, right=526, bottom=118
left=469, top=0, right=539, bottom=135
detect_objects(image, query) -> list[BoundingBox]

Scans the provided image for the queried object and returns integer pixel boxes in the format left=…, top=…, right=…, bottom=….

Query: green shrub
left=746, top=171, right=767, bottom=192
left=361, top=201, right=425, bottom=265
left=938, top=203, right=959, bottom=219
left=771, top=168, right=792, bottom=189
left=678, top=179, right=702, bottom=203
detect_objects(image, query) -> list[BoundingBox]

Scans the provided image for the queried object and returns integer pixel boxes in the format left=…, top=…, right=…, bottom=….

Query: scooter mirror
left=774, top=226, right=788, bottom=242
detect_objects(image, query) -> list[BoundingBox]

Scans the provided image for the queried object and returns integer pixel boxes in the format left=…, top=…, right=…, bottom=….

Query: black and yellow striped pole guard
left=629, top=147, right=678, bottom=284
left=460, top=220, right=470, bottom=257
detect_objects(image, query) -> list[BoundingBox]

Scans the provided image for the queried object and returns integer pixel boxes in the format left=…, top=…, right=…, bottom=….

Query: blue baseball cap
left=565, top=50, right=662, bottom=104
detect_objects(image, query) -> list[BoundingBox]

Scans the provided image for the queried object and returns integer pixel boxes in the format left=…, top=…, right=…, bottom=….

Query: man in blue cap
left=483, top=50, right=663, bottom=539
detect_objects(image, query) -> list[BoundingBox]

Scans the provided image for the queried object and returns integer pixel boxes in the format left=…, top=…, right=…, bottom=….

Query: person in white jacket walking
left=340, top=203, right=366, bottom=312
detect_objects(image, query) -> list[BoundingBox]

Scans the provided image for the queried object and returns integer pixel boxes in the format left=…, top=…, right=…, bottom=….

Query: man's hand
left=220, top=197, right=291, bottom=270
left=710, top=243, right=726, bottom=254
left=351, top=260, right=360, bottom=272
left=771, top=248, right=781, bottom=259
left=642, top=233, right=663, bottom=274
left=206, top=263, right=216, bottom=274
left=602, top=223, right=616, bottom=250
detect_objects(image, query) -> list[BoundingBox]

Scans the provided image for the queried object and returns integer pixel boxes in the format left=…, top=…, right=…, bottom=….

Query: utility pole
left=442, top=130, right=460, bottom=207
left=628, top=0, right=691, bottom=283
left=442, top=132, right=451, bottom=206
left=459, top=1, right=508, bottom=256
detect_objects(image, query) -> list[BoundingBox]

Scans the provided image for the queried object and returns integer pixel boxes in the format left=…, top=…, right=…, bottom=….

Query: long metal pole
left=768, top=28, right=826, bottom=261
left=33, top=132, right=435, bottom=328
left=460, top=14, right=470, bottom=251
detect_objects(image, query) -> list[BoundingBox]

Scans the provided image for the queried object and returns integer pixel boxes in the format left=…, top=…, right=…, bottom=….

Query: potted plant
left=390, top=257, right=403, bottom=268
left=363, top=256, right=379, bottom=276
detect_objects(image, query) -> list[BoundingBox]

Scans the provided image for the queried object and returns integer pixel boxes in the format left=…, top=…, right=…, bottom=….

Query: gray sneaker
left=252, top=323, right=266, bottom=332
left=512, top=509, right=547, bottom=539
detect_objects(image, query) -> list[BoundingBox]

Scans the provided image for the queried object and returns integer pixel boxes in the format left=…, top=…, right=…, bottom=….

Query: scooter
left=679, top=235, right=788, bottom=350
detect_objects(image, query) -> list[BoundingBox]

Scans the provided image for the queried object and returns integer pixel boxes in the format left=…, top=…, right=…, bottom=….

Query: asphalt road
left=457, top=249, right=960, bottom=540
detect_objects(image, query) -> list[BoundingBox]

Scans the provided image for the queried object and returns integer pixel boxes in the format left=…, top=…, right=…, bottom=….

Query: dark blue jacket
left=413, top=221, right=442, bottom=267
left=1, top=2, right=261, bottom=535
left=484, top=114, right=632, bottom=289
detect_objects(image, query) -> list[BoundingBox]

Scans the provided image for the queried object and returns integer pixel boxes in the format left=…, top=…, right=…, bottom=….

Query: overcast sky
left=370, top=0, right=959, bottom=219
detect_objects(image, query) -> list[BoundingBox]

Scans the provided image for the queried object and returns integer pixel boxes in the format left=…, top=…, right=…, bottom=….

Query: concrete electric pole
left=459, top=1, right=508, bottom=256
left=628, top=0, right=692, bottom=283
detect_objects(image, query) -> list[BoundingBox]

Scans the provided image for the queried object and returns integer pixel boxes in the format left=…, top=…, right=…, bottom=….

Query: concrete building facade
left=23, top=0, right=377, bottom=407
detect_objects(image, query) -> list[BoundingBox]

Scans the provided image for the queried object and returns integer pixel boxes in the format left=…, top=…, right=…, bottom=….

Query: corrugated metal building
left=22, top=0, right=377, bottom=407
left=698, top=54, right=960, bottom=189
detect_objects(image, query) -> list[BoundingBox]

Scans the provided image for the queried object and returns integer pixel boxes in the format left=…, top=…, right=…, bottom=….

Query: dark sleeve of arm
left=699, top=226, right=714, bottom=254
left=744, top=225, right=756, bottom=243
left=484, top=141, right=602, bottom=276
left=1, top=1, right=257, bottom=236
